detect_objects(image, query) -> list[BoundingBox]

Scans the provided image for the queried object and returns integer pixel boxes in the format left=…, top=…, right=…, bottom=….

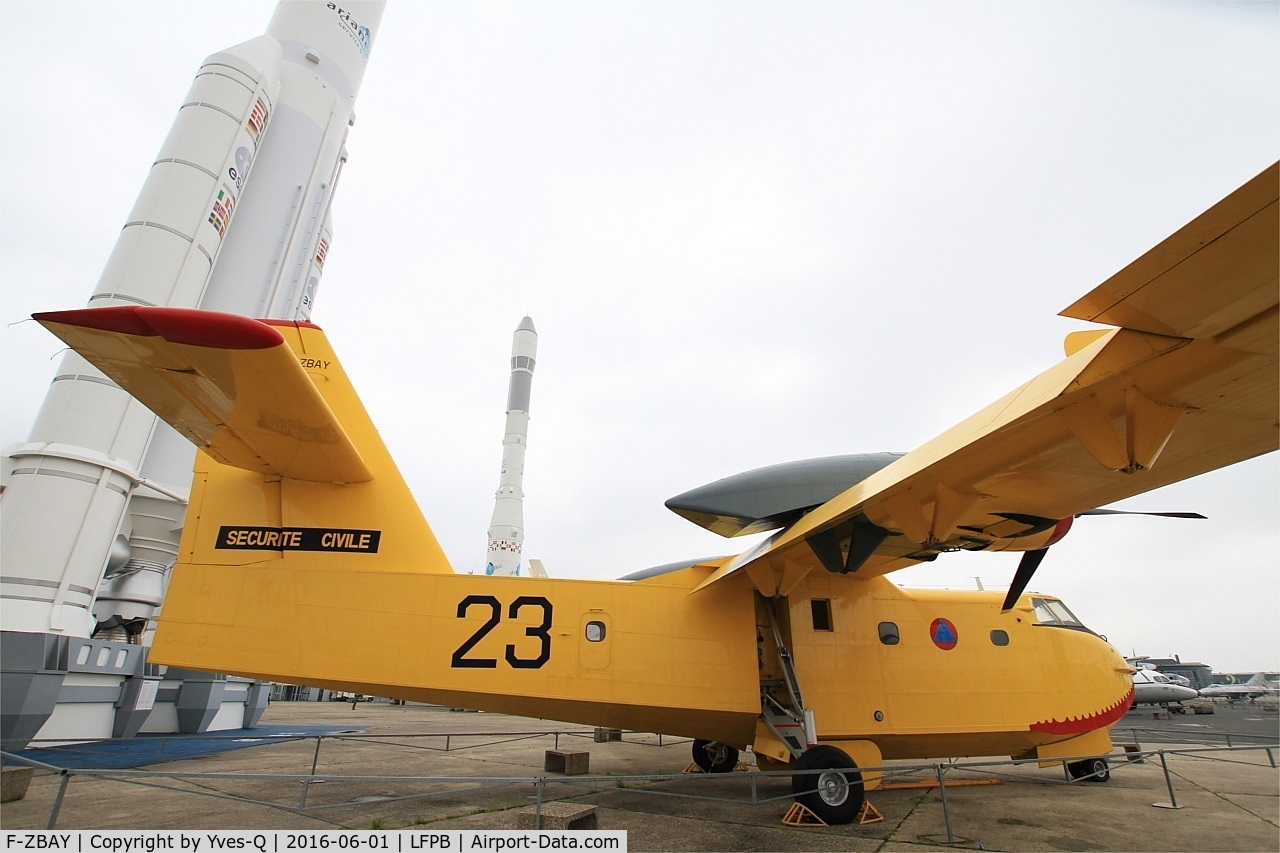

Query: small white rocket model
left=484, top=317, right=538, bottom=576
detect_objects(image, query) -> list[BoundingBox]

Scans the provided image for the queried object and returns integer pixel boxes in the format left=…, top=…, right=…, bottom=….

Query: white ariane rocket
left=485, top=317, right=538, bottom=576
left=0, top=1, right=385, bottom=749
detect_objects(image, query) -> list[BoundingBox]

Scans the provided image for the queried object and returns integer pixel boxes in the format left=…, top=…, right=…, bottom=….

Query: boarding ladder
left=758, top=596, right=815, bottom=757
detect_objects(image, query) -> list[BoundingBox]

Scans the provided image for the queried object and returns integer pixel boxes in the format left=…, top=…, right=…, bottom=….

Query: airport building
left=1141, top=657, right=1214, bottom=689
left=1141, top=657, right=1279, bottom=691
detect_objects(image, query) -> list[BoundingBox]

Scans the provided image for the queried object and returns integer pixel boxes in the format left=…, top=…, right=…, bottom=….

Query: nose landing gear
left=1066, top=757, right=1111, bottom=782
left=691, top=739, right=740, bottom=774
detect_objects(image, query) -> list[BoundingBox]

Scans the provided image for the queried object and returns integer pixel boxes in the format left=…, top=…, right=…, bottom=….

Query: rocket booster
left=485, top=317, right=538, bottom=576
left=1, top=1, right=386, bottom=639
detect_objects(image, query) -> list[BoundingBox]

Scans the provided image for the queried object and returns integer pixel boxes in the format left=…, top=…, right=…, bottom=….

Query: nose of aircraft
left=1173, top=684, right=1200, bottom=702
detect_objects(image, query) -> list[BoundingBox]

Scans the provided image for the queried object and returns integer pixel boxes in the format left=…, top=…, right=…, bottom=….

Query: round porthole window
left=585, top=621, right=607, bottom=642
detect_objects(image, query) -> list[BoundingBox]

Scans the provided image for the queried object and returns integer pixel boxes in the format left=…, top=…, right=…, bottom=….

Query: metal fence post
left=1152, top=750, right=1183, bottom=809
left=309, top=735, right=325, bottom=776
left=299, top=735, right=325, bottom=809
left=936, top=764, right=956, bottom=843
left=533, top=776, right=545, bottom=830
left=46, top=769, right=71, bottom=830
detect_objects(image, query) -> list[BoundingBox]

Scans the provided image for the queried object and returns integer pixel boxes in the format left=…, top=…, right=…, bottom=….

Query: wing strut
left=807, top=516, right=892, bottom=575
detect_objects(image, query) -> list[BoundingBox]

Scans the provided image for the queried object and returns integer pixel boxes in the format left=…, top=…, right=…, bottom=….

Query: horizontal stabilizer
left=35, top=306, right=372, bottom=483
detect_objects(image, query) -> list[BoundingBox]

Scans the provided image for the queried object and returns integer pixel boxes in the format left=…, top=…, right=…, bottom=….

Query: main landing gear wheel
left=791, top=745, right=865, bottom=824
left=1066, top=758, right=1110, bottom=782
left=692, top=739, right=740, bottom=773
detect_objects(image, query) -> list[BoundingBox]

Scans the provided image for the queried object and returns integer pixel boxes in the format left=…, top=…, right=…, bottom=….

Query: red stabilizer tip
left=35, top=307, right=284, bottom=350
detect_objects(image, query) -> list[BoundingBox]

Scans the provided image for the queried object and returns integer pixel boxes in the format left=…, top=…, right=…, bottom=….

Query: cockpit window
left=1030, top=597, right=1086, bottom=628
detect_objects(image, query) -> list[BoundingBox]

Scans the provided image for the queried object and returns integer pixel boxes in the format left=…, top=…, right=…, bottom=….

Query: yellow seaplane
left=36, top=162, right=1277, bottom=824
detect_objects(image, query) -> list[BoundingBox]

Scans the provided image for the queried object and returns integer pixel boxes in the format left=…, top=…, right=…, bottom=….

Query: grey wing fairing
left=664, top=453, right=906, bottom=537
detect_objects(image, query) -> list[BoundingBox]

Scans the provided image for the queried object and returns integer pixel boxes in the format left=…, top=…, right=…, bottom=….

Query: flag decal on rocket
left=208, top=189, right=235, bottom=239
left=246, top=99, right=269, bottom=146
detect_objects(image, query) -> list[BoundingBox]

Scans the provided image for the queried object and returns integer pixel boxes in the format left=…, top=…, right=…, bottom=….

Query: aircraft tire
left=1066, top=758, right=1110, bottom=782
left=691, top=739, right=739, bottom=773
left=791, top=745, right=865, bottom=824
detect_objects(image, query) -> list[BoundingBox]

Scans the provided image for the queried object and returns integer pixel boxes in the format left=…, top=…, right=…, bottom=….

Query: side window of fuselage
left=878, top=621, right=900, bottom=645
left=811, top=599, right=833, bottom=632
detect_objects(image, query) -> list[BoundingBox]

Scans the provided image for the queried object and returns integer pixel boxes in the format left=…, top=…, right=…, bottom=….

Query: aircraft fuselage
left=154, top=558, right=1132, bottom=763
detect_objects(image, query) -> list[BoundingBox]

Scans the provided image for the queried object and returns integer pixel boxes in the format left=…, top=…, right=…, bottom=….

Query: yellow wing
left=698, top=162, right=1278, bottom=596
left=35, top=306, right=372, bottom=484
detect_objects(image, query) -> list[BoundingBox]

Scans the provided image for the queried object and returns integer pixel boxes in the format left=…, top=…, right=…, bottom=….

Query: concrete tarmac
left=2, top=701, right=1277, bottom=852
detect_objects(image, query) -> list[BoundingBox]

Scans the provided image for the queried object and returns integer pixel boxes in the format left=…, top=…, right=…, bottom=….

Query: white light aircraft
left=1131, top=668, right=1198, bottom=706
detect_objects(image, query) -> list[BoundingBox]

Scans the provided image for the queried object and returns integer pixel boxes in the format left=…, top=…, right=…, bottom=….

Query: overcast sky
left=2, top=1, right=1276, bottom=672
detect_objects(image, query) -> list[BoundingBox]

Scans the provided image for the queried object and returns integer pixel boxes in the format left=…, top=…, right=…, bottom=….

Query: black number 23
left=451, top=595, right=553, bottom=669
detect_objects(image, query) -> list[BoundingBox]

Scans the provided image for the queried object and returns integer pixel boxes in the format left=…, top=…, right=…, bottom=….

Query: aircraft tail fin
left=34, top=307, right=454, bottom=580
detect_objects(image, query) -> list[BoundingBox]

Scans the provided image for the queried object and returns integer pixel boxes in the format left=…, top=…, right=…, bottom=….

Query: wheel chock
left=683, top=760, right=751, bottom=774
left=857, top=800, right=884, bottom=824
left=782, top=802, right=827, bottom=827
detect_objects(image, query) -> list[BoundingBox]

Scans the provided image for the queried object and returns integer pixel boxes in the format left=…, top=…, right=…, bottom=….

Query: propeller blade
left=1002, top=548, right=1049, bottom=613
left=1077, top=509, right=1207, bottom=519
